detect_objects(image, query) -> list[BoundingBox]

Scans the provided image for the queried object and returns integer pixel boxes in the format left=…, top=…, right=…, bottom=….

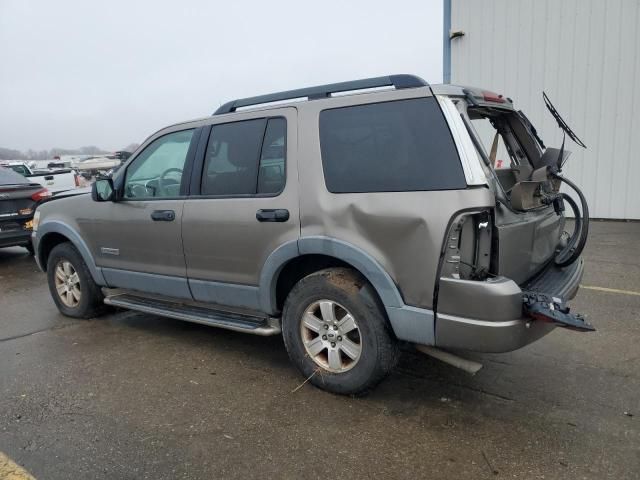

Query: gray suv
left=33, top=75, right=593, bottom=394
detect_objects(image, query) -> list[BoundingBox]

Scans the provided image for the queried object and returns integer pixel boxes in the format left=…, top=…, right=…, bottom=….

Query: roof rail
left=213, top=74, right=428, bottom=115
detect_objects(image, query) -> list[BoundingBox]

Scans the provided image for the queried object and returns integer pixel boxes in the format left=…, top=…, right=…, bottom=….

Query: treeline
left=0, top=144, right=139, bottom=160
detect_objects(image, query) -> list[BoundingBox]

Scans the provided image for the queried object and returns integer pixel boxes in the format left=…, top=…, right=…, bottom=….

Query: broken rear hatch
left=435, top=87, right=593, bottom=332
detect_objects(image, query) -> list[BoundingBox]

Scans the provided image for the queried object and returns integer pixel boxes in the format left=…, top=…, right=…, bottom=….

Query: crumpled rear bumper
left=435, top=258, right=584, bottom=353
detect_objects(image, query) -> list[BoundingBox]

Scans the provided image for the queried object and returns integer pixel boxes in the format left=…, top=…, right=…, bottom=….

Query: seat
left=206, top=143, right=257, bottom=195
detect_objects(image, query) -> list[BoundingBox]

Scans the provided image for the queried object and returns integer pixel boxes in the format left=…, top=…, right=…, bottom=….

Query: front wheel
left=282, top=268, right=398, bottom=395
left=46, top=242, right=105, bottom=318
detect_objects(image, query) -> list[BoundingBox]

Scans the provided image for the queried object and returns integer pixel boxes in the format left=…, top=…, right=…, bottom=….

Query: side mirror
left=92, top=177, right=116, bottom=202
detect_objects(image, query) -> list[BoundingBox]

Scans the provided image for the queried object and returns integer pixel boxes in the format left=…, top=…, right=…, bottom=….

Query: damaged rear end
left=431, top=85, right=594, bottom=353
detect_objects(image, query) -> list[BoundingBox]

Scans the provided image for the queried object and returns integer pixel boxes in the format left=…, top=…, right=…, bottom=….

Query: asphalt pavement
left=0, top=220, right=638, bottom=479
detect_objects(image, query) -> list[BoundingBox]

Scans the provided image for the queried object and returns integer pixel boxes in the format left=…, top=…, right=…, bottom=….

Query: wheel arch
left=35, top=221, right=106, bottom=286
left=259, top=236, right=435, bottom=346
left=259, top=236, right=405, bottom=315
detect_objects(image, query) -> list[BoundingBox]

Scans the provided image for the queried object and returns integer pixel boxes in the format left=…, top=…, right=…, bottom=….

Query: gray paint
left=494, top=207, right=564, bottom=284
left=295, top=86, right=496, bottom=309
left=386, top=305, right=435, bottom=345
left=437, top=276, right=523, bottom=321
left=101, top=268, right=192, bottom=299
left=435, top=313, right=555, bottom=353
left=189, top=279, right=261, bottom=311
left=297, top=236, right=405, bottom=307
left=180, top=107, right=300, bottom=288
left=258, top=240, right=300, bottom=314
left=35, top=220, right=106, bottom=285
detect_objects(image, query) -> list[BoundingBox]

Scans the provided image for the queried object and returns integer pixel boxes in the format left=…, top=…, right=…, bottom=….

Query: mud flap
left=523, top=292, right=595, bottom=332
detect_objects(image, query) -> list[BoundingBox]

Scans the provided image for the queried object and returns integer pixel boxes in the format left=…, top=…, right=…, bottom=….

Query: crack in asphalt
left=0, top=323, right=75, bottom=343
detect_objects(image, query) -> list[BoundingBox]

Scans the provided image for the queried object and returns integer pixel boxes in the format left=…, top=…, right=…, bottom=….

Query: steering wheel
left=158, top=168, right=183, bottom=196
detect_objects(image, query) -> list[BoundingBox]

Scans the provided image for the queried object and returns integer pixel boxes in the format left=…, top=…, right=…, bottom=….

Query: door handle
left=256, top=209, right=289, bottom=222
left=151, top=210, right=176, bottom=222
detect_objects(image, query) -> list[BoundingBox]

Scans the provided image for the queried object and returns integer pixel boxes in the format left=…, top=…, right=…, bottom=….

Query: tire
left=24, top=243, right=34, bottom=255
left=46, top=242, right=105, bottom=319
left=282, top=268, right=398, bottom=395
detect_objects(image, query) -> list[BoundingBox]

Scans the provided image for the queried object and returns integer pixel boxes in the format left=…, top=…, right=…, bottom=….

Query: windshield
left=7, top=164, right=30, bottom=176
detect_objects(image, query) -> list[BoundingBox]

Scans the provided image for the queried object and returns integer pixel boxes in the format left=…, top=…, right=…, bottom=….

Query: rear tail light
left=31, top=188, right=52, bottom=202
left=482, top=91, right=506, bottom=103
left=441, top=210, right=492, bottom=280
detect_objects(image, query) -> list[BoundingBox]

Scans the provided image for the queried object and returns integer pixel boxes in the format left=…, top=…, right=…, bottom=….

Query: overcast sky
left=0, top=0, right=442, bottom=152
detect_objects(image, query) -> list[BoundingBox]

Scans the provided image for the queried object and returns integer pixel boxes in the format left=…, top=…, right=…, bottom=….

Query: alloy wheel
left=54, top=260, right=81, bottom=308
left=300, top=299, right=362, bottom=373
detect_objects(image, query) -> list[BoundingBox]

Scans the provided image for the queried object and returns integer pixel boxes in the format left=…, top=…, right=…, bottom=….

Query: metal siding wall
left=450, top=0, right=640, bottom=219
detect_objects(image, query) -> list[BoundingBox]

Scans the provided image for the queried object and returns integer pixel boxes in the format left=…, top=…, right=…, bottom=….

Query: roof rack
left=213, top=74, right=428, bottom=115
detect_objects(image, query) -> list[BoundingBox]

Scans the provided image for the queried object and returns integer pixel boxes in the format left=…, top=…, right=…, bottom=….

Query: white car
left=1, top=161, right=80, bottom=194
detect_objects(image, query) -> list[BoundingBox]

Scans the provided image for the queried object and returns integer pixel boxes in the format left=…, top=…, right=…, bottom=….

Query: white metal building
left=443, top=0, right=640, bottom=219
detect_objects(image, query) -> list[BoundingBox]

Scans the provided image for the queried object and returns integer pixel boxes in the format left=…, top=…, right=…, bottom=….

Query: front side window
left=319, top=97, right=466, bottom=193
left=124, top=129, right=194, bottom=199
left=201, top=117, right=286, bottom=196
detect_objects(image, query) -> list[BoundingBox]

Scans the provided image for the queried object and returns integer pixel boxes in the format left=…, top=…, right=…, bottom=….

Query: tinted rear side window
left=319, top=97, right=466, bottom=193
left=201, top=117, right=287, bottom=196
left=201, top=119, right=266, bottom=196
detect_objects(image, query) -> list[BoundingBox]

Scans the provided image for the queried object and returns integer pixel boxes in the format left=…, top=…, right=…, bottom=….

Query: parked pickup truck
left=1, top=161, right=79, bottom=195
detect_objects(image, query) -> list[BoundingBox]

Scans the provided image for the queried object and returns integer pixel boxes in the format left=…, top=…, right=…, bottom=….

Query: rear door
left=181, top=108, right=299, bottom=309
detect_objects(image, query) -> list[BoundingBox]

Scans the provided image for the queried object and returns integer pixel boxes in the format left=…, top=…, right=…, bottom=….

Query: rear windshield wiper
left=543, top=92, right=587, bottom=149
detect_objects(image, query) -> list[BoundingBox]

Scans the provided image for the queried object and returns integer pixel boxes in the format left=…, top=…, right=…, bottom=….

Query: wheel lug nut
left=332, top=325, right=338, bottom=330
left=322, top=335, right=327, bottom=340
left=323, top=325, right=329, bottom=330
left=331, top=342, right=336, bottom=348
left=337, top=336, right=342, bottom=341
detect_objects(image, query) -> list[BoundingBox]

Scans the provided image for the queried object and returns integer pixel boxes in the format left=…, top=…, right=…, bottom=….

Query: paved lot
left=0, top=221, right=638, bottom=479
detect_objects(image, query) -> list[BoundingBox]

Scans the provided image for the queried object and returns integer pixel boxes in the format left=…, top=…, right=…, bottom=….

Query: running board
left=104, top=293, right=281, bottom=336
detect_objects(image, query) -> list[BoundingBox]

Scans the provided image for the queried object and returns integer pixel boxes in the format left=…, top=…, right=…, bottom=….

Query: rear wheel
left=47, top=242, right=105, bottom=318
left=282, top=268, right=398, bottom=395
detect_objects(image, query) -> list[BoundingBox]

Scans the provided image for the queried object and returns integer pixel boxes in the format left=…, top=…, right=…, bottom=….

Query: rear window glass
left=319, top=97, right=466, bottom=193
left=0, top=166, right=29, bottom=185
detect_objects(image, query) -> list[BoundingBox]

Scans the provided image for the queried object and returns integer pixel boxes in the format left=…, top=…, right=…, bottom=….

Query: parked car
left=1, top=161, right=80, bottom=195
left=71, top=156, right=121, bottom=176
left=0, top=166, right=50, bottom=252
left=32, top=75, right=593, bottom=394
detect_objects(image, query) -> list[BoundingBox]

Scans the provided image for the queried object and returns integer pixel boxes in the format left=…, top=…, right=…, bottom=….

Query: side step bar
left=104, top=293, right=281, bottom=336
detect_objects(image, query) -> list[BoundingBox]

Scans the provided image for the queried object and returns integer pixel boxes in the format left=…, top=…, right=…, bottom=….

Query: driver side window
left=124, top=129, right=194, bottom=199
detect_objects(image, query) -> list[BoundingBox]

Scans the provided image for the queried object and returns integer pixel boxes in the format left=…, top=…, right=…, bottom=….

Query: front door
left=181, top=109, right=299, bottom=310
left=83, top=128, right=198, bottom=298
